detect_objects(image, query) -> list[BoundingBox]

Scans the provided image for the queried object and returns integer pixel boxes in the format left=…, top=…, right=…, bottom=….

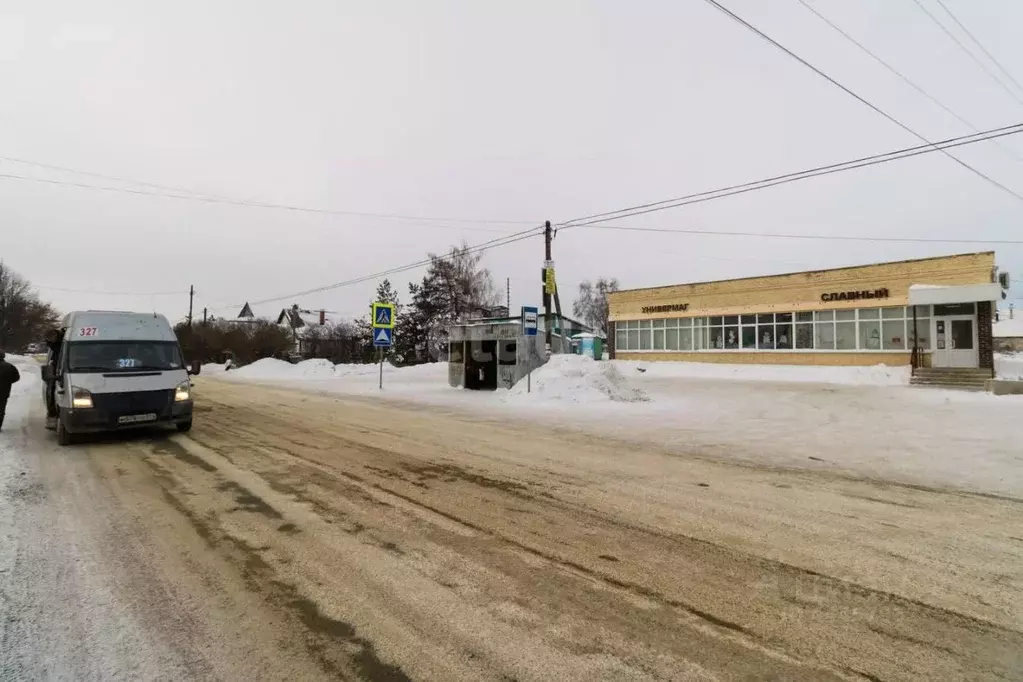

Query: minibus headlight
left=174, top=380, right=191, bottom=402
left=71, top=386, right=94, bottom=409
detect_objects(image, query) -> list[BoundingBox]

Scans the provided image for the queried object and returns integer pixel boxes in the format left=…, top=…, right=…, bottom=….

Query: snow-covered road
left=0, top=357, right=205, bottom=679
left=1, top=355, right=1020, bottom=680
left=221, top=354, right=1023, bottom=497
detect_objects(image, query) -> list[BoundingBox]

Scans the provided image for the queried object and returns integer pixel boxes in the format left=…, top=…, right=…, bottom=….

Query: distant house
left=472, top=304, right=510, bottom=319
left=236, top=302, right=257, bottom=322
left=275, top=304, right=335, bottom=356
left=994, top=309, right=1023, bottom=352
left=232, top=302, right=272, bottom=324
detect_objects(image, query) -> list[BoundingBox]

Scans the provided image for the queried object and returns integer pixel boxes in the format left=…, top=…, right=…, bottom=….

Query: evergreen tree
left=399, top=243, right=497, bottom=363
left=358, top=278, right=403, bottom=363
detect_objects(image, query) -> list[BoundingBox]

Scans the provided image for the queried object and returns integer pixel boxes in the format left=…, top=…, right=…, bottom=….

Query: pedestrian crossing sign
left=372, top=302, right=395, bottom=329
left=373, top=327, right=393, bottom=347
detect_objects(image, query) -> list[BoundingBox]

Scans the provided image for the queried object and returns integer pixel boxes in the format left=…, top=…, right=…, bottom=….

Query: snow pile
left=993, top=316, right=1023, bottom=338
left=616, top=359, right=910, bottom=386
left=201, top=362, right=228, bottom=374
left=221, top=358, right=451, bottom=391
left=227, top=358, right=335, bottom=381
left=292, top=359, right=338, bottom=379
left=507, top=355, right=649, bottom=403
left=333, top=363, right=386, bottom=379
left=995, top=353, right=1023, bottom=380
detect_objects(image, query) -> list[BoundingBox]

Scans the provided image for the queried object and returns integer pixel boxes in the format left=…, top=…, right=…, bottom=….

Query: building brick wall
left=608, top=252, right=996, bottom=322
left=978, top=301, right=994, bottom=373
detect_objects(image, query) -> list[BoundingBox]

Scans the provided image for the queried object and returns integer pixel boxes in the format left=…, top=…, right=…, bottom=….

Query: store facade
left=607, top=252, right=1002, bottom=371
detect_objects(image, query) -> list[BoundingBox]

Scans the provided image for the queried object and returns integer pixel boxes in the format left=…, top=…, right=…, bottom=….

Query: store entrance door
left=933, top=316, right=978, bottom=368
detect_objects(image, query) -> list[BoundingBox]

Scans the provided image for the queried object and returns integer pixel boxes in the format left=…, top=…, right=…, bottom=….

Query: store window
left=795, top=311, right=814, bottom=349
left=652, top=319, right=665, bottom=350
left=882, top=319, right=905, bottom=350
left=679, top=327, right=692, bottom=351
left=616, top=305, right=919, bottom=353
left=709, top=325, right=724, bottom=350
left=677, top=317, right=692, bottom=350
left=758, top=313, right=775, bottom=349
left=665, top=327, right=678, bottom=351
left=741, top=324, right=757, bottom=349
left=835, top=311, right=856, bottom=350
left=639, top=320, right=652, bottom=350
left=627, top=322, right=639, bottom=350
left=723, top=316, right=739, bottom=349
left=776, top=313, right=793, bottom=349
left=909, top=306, right=931, bottom=350
left=858, top=308, right=882, bottom=350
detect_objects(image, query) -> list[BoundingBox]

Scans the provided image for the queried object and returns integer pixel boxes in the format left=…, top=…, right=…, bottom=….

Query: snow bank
left=201, top=362, right=227, bottom=375
left=615, top=359, right=910, bottom=386
left=993, top=316, right=1023, bottom=338
left=995, top=353, right=1023, bottom=380
left=229, top=358, right=338, bottom=380
left=507, top=356, right=649, bottom=403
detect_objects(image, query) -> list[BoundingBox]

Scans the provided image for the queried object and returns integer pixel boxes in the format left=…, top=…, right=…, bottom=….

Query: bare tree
left=0, top=262, right=60, bottom=351
left=175, top=318, right=293, bottom=365
left=572, top=277, right=620, bottom=335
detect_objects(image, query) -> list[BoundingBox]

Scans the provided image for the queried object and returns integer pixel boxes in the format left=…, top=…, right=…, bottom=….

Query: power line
left=574, top=222, right=1023, bottom=245
left=216, top=125, right=1022, bottom=313
left=795, top=0, right=1023, bottom=162
left=933, top=0, right=1023, bottom=97
left=211, top=225, right=546, bottom=311
left=908, top=0, right=1023, bottom=108
left=0, top=155, right=237, bottom=201
left=35, top=284, right=186, bottom=296
left=0, top=166, right=536, bottom=228
left=700, top=0, right=1023, bottom=203
left=555, top=124, right=1023, bottom=229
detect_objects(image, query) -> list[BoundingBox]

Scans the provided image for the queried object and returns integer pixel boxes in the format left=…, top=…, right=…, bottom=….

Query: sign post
left=521, top=306, right=538, bottom=394
left=372, top=302, right=395, bottom=389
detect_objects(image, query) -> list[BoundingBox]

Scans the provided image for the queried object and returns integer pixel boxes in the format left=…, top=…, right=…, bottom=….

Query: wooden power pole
left=187, top=285, right=195, bottom=327
left=544, top=221, right=553, bottom=350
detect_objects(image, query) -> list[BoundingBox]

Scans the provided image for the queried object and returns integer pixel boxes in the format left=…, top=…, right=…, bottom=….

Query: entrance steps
left=910, top=367, right=992, bottom=390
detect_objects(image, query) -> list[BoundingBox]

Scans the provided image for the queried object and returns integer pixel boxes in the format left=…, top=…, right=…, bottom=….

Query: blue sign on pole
left=521, top=306, right=538, bottom=336
left=373, top=327, right=393, bottom=347
left=372, top=302, right=395, bottom=328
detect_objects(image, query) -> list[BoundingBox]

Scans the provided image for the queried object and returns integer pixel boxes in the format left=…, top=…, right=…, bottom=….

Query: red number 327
left=79, top=327, right=98, bottom=337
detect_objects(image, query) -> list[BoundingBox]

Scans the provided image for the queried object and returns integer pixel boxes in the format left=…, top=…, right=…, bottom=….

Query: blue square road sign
left=372, top=302, right=395, bottom=328
left=373, top=327, right=393, bottom=347
left=521, top=306, right=538, bottom=336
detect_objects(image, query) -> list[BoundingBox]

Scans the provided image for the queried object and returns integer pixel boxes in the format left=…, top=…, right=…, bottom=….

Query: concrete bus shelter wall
left=448, top=321, right=547, bottom=389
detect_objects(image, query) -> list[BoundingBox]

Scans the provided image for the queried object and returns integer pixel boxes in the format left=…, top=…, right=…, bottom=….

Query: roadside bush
left=175, top=319, right=293, bottom=365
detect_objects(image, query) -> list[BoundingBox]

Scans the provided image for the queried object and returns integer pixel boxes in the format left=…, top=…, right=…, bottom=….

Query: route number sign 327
left=78, top=327, right=98, bottom=337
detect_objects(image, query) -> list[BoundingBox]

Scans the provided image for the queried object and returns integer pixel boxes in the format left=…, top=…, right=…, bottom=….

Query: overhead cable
left=699, top=0, right=1023, bottom=203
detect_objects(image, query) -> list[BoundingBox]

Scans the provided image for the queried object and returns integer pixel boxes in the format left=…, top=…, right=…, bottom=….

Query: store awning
left=908, top=283, right=1001, bottom=306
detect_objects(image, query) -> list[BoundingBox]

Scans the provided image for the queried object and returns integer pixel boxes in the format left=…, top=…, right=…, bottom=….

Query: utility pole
left=506, top=277, right=511, bottom=313
left=203, top=307, right=208, bottom=325
left=544, top=220, right=552, bottom=351
left=187, top=285, right=195, bottom=327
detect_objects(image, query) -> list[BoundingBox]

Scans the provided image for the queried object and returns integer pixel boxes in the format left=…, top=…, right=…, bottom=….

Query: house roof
left=275, top=306, right=342, bottom=331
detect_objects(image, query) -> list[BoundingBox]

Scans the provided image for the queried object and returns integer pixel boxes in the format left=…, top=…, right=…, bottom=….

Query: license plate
left=118, top=413, right=157, bottom=424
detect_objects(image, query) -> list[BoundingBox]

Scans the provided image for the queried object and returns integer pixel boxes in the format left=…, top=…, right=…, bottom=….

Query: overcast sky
left=2, top=0, right=1022, bottom=323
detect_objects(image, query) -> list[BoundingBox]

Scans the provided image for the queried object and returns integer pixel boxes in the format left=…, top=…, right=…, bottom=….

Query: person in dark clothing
left=0, top=352, right=22, bottom=432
